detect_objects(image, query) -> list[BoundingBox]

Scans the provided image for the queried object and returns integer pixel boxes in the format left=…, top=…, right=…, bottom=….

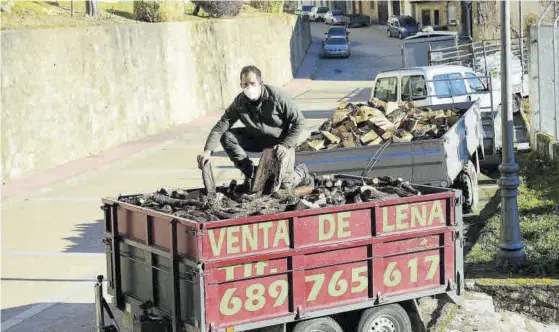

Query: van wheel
left=399, top=32, right=403, bottom=39
left=357, top=304, right=412, bottom=332
left=456, top=160, right=479, bottom=214
left=293, top=317, right=343, bottom=332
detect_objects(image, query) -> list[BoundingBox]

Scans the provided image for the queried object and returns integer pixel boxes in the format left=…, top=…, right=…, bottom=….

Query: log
left=321, top=130, right=341, bottom=144
left=151, top=193, right=204, bottom=208
left=201, top=161, right=216, bottom=195
left=251, top=148, right=295, bottom=195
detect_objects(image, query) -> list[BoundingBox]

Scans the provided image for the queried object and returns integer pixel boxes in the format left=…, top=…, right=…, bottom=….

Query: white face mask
left=243, top=84, right=261, bottom=101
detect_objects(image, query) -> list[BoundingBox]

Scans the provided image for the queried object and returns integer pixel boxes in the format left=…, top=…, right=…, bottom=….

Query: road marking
left=2, top=264, right=105, bottom=331
left=2, top=250, right=106, bottom=257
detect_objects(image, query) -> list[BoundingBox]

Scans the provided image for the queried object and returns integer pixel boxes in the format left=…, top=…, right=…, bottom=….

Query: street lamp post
left=496, top=0, right=526, bottom=268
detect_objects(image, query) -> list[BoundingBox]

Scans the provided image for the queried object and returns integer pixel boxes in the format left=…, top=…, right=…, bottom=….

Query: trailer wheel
left=458, top=160, right=479, bottom=214
left=293, top=317, right=343, bottom=332
left=357, top=304, right=412, bottom=332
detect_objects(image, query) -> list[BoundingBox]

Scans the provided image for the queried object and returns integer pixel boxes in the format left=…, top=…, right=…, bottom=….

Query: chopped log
left=367, top=136, right=384, bottom=146
left=251, top=147, right=295, bottom=195
left=368, top=115, right=394, bottom=133
left=360, top=129, right=380, bottom=144
left=201, top=161, right=216, bottom=195
left=401, top=118, right=419, bottom=132
left=340, top=132, right=358, bottom=148
left=297, top=140, right=325, bottom=151
left=321, top=130, right=341, bottom=144
left=386, top=109, right=407, bottom=128
left=369, top=98, right=387, bottom=112
left=333, top=111, right=350, bottom=125
left=319, top=120, right=333, bottom=132
left=381, top=130, right=393, bottom=141
left=295, top=199, right=320, bottom=210
left=381, top=186, right=415, bottom=197
left=151, top=193, right=205, bottom=208
left=393, top=129, right=413, bottom=142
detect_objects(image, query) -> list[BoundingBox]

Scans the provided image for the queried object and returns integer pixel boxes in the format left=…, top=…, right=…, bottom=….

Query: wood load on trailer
left=95, top=172, right=464, bottom=332
left=295, top=97, right=482, bottom=213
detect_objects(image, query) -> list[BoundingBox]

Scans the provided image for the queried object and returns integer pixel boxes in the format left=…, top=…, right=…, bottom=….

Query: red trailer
left=97, top=183, right=464, bottom=332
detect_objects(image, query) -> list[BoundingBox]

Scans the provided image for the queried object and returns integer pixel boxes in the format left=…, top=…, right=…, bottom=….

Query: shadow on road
left=1, top=301, right=127, bottom=332
left=63, top=219, right=105, bottom=253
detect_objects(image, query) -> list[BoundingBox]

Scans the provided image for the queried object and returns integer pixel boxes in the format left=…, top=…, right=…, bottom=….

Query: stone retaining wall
left=1, top=15, right=311, bottom=181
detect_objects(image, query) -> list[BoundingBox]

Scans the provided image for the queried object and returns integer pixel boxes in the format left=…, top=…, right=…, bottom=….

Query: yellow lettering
left=427, top=201, right=445, bottom=225
left=219, top=265, right=239, bottom=281
left=319, top=214, right=336, bottom=240
left=259, top=222, right=273, bottom=249
left=337, top=212, right=352, bottom=238
left=208, top=229, right=225, bottom=257
left=254, top=261, right=268, bottom=275
left=411, top=203, right=427, bottom=228
left=382, top=207, right=395, bottom=232
left=395, top=204, right=409, bottom=230
left=241, top=224, right=258, bottom=252
left=273, top=220, right=290, bottom=247
left=226, top=226, right=240, bottom=254
left=243, top=263, right=252, bottom=278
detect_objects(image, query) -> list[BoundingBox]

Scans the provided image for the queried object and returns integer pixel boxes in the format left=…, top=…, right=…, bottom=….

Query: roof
left=375, top=65, right=474, bottom=78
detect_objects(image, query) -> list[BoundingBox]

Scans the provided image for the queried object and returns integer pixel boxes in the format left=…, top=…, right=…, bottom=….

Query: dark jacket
left=204, top=84, right=305, bottom=151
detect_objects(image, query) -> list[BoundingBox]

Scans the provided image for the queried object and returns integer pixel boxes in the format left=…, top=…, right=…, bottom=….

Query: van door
left=430, top=72, right=470, bottom=105
left=400, top=74, right=430, bottom=107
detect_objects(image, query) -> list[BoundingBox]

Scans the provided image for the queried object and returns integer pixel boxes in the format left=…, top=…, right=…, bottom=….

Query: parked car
left=324, top=25, right=349, bottom=44
left=309, top=6, right=329, bottom=22
left=404, top=31, right=458, bottom=40
left=387, top=15, right=420, bottom=39
left=295, top=4, right=314, bottom=18
left=321, top=36, right=351, bottom=58
left=324, top=10, right=343, bottom=25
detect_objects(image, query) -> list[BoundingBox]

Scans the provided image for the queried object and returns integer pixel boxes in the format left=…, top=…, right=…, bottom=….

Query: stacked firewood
left=296, top=99, right=461, bottom=152
left=118, top=174, right=421, bottom=222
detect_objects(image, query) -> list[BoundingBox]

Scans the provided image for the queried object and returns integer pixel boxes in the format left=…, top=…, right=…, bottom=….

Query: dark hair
left=240, top=65, right=262, bottom=81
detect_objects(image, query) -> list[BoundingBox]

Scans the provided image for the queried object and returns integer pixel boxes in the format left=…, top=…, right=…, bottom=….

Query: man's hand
left=197, top=150, right=212, bottom=169
left=274, top=144, right=289, bottom=160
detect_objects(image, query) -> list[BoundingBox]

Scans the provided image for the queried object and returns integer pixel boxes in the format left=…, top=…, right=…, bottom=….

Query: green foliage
left=467, top=153, right=559, bottom=276
left=250, top=0, right=284, bottom=14
left=191, top=0, right=242, bottom=18
left=133, top=0, right=184, bottom=23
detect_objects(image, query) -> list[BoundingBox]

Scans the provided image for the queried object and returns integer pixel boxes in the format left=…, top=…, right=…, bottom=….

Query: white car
left=324, top=10, right=343, bottom=25
left=295, top=4, right=314, bottom=18
left=309, top=6, right=329, bottom=22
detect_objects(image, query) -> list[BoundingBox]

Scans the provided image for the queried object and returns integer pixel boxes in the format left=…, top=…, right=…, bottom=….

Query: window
left=370, top=1, right=375, bottom=10
left=448, top=73, right=467, bottom=96
left=447, top=3, right=457, bottom=25
left=465, top=72, right=487, bottom=92
left=401, top=75, right=428, bottom=101
left=433, top=74, right=452, bottom=97
left=374, top=77, right=398, bottom=102
left=433, top=73, right=467, bottom=97
left=434, top=10, right=440, bottom=25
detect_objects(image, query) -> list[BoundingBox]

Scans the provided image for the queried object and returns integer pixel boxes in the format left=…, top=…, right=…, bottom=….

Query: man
left=198, top=65, right=305, bottom=188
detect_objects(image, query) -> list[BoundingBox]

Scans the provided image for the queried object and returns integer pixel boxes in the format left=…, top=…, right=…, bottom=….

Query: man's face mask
left=243, top=84, right=261, bottom=101
left=241, top=72, right=262, bottom=101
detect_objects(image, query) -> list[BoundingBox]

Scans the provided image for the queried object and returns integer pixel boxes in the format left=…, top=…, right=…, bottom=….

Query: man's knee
left=220, top=130, right=238, bottom=147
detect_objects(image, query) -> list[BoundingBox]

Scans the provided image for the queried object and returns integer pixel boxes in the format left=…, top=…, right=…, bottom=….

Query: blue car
left=387, top=15, right=420, bottom=39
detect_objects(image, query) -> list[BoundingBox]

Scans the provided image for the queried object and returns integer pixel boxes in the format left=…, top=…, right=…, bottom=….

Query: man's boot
left=236, top=158, right=256, bottom=192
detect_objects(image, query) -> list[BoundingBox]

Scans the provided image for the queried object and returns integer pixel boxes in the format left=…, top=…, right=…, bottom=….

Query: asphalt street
left=0, top=21, right=496, bottom=332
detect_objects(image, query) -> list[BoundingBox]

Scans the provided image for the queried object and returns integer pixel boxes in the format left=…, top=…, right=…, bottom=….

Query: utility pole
left=496, top=0, right=526, bottom=269
left=519, top=0, right=524, bottom=92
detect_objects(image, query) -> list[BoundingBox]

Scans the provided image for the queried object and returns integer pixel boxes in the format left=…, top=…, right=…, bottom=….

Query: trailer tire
left=293, top=317, right=343, bottom=332
left=458, top=160, right=479, bottom=214
left=357, top=304, right=412, bottom=332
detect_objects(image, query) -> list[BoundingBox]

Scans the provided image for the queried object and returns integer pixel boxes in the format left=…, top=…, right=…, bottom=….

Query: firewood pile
left=296, top=98, right=461, bottom=152
left=118, top=174, right=421, bottom=222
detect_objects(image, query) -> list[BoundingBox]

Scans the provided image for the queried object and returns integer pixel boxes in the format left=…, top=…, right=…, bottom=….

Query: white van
left=370, top=65, right=509, bottom=155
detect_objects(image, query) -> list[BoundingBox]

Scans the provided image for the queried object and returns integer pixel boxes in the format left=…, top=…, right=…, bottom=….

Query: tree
left=134, top=0, right=184, bottom=22
left=191, top=0, right=242, bottom=18
left=85, top=0, right=100, bottom=17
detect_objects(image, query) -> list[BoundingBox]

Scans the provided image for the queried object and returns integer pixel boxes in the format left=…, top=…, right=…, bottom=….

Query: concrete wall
left=1, top=15, right=311, bottom=181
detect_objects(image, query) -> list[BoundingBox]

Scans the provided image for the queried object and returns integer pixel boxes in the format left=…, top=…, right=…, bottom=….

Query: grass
left=466, top=152, right=559, bottom=276
left=1, top=1, right=285, bottom=31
